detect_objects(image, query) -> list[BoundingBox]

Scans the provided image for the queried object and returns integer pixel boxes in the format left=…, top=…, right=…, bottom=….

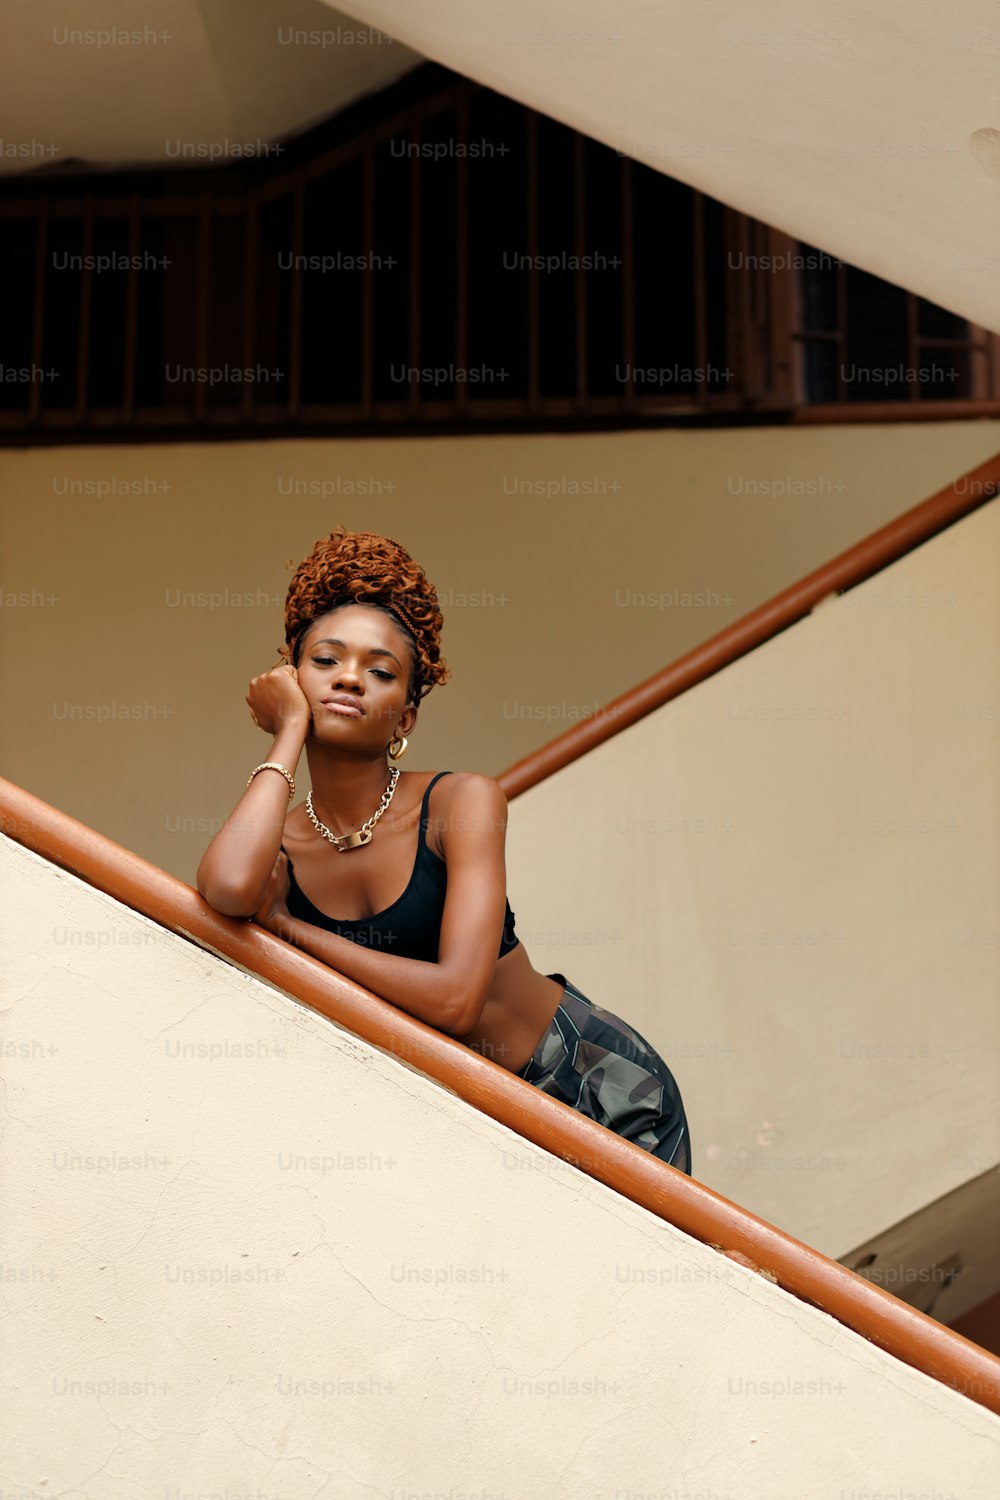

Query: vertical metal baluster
left=725, top=210, right=755, bottom=403
left=288, top=177, right=303, bottom=418
left=123, top=196, right=140, bottom=423
left=75, top=193, right=95, bottom=422
left=907, top=292, right=920, bottom=402
left=455, top=95, right=469, bottom=414
left=242, top=197, right=258, bottom=423
left=361, top=143, right=375, bottom=419
left=574, top=132, right=587, bottom=409
left=961, top=323, right=987, bottom=401
left=526, top=110, right=540, bottom=415
left=29, top=199, right=48, bottom=424
left=194, top=193, right=211, bottom=421
left=751, top=219, right=768, bottom=403
left=692, top=191, right=707, bottom=399
left=407, top=123, right=422, bottom=419
left=620, top=155, right=635, bottom=413
left=835, top=259, right=848, bottom=402
left=765, top=229, right=797, bottom=409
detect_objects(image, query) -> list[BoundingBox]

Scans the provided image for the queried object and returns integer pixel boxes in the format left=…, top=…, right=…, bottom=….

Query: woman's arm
left=268, top=773, right=510, bottom=1038
left=197, top=663, right=312, bottom=916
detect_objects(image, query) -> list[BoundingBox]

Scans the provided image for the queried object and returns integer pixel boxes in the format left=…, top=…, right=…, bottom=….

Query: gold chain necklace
left=306, top=766, right=400, bottom=852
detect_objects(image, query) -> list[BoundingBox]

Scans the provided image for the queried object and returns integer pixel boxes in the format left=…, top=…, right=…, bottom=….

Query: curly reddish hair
left=278, top=527, right=449, bottom=705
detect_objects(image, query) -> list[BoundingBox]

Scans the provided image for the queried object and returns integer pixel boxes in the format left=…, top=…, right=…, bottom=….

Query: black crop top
left=280, top=771, right=519, bottom=964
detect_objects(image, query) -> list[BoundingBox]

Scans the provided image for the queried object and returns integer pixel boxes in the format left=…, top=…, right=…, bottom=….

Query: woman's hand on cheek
left=246, top=664, right=312, bottom=737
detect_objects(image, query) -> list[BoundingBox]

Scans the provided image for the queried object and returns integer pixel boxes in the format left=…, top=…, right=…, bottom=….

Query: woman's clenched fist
left=246, top=664, right=312, bottom=736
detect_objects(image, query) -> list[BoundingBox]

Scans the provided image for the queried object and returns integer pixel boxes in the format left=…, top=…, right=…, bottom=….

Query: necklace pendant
left=334, top=828, right=373, bottom=851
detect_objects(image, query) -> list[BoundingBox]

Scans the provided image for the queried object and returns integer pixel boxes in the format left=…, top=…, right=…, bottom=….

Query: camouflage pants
left=518, top=975, right=691, bottom=1176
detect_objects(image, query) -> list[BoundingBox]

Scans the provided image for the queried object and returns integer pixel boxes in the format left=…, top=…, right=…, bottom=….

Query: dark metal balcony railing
left=1, top=64, right=997, bottom=442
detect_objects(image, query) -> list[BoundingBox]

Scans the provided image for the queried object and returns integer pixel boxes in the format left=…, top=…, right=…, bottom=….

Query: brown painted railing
left=2, top=774, right=999, bottom=1418
left=497, top=451, right=1000, bottom=799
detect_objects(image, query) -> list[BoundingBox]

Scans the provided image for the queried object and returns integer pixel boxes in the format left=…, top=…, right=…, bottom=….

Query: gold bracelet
left=247, top=762, right=295, bottom=802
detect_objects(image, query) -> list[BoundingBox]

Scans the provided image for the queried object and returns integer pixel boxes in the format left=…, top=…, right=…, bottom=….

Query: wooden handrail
left=497, top=452, right=1000, bottom=799
left=2, top=775, right=999, bottom=1416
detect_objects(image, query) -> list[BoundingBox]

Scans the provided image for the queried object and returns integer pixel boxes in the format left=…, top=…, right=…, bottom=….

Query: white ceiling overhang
left=327, top=0, right=1000, bottom=332
left=1, top=0, right=420, bottom=174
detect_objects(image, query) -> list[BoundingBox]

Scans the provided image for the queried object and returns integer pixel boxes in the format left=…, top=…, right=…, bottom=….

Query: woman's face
left=295, top=604, right=418, bottom=752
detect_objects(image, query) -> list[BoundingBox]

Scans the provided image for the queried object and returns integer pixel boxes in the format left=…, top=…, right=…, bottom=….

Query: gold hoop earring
left=387, top=733, right=409, bottom=761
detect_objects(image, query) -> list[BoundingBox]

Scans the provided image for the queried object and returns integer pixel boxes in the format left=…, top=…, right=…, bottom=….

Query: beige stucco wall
left=3, top=833, right=1000, bottom=1497
left=0, top=421, right=998, bottom=891
left=505, top=494, right=1000, bottom=1259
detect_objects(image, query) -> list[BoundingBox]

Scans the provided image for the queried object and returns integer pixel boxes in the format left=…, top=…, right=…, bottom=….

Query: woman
left=197, top=527, right=691, bottom=1175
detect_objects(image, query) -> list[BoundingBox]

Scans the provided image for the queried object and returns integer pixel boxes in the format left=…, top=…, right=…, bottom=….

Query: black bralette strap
left=419, top=770, right=452, bottom=838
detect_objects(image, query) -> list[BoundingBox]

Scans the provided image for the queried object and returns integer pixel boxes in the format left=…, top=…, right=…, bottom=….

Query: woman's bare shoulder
left=432, top=772, right=509, bottom=847
left=436, top=770, right=505, bottom=795
left=433, top=770, right=508, bottom=812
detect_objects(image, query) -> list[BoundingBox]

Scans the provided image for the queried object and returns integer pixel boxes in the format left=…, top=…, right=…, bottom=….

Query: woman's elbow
left=196, top=873, right=258, bottom=920
left=446, top=981, right=490, bottom=1038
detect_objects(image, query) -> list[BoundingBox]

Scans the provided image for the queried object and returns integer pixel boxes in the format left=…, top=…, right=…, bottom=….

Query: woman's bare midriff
left=281, top=771, right=566, bottom=1075
left=455, top=943, right=566, bottom=1073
